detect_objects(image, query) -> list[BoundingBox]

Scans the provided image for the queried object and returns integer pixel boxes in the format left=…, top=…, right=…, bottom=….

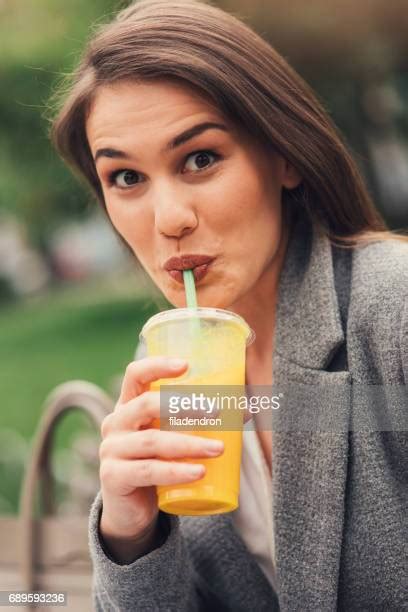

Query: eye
left=108, top=169, right=141, bottom=189
left=183, top=150, right=220, bottom=173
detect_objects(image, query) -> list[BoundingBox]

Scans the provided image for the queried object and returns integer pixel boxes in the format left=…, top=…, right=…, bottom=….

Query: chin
left=197, top=292, right=232, bottom=309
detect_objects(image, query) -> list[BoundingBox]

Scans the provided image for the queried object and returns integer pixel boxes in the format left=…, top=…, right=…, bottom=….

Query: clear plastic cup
left=139, top=307, right=254, bottom=515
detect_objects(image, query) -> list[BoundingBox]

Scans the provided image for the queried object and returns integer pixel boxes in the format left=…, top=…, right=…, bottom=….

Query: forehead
left=86, top=79, right=226, bottom=137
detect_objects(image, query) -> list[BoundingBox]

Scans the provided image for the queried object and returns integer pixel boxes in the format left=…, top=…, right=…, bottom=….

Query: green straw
left=183, top=269, right=201, bottom=335
left=183, top=269, right=198, bottom=308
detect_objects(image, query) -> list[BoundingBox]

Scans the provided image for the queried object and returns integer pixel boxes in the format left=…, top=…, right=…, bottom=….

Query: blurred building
left=48, top=213, right=130, bottom=282
left=0, top=214, right=50, bottom=299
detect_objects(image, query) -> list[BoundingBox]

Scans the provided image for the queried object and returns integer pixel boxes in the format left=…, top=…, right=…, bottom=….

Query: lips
left=164, top=254, right=215, bottom=284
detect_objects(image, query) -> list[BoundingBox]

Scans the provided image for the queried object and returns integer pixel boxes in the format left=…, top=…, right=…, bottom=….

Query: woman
left=50, top=1, right=408, bottom=610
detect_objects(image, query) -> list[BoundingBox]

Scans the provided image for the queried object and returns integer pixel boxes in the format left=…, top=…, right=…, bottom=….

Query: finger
left=100, top=430, right=224, bottom=460
left=101, top=412, right=114, bottom=439
left=119, top=357, right=188, bottom=403
left=126, top=458, right=206, bottom=487
left=101, top=458, right=206, bottom=491
left=109, top=391, right=160, bottom=433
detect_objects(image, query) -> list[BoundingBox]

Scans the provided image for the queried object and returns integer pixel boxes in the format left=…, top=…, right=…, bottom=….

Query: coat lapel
left=271, top=211, right=351, bottom=611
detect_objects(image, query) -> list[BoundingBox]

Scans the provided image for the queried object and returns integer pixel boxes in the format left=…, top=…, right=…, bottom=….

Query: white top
left=232, top=423, right=277, bottom=591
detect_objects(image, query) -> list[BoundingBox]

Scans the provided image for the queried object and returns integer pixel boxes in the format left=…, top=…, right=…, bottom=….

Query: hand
left=98, top=357, right=224, bottom=557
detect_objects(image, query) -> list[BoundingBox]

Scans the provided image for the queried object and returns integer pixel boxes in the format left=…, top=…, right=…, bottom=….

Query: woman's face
left=86, top=79, right=300, bottom=309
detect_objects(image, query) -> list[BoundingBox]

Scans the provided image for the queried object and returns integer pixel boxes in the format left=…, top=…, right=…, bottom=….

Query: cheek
left=222, top=159, right=280, bottom=218
left=225, top=172, right=283, bottom=269
left=212, top=163, right=282, bottom=239
left=105, top=192, right=141, bottom=234
left=104, top=196, right=154, bottom=255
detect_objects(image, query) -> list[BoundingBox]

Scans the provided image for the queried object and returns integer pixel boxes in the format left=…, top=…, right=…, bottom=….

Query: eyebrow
left=93, top=121, right=229, bottom=163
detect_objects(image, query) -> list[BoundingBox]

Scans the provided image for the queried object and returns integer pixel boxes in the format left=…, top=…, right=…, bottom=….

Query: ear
left=281, top=158, right=302, bottom=190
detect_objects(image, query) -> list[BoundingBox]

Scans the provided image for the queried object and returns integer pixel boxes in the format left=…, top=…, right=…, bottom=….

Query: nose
left=153, top=185, right=198, bottom=239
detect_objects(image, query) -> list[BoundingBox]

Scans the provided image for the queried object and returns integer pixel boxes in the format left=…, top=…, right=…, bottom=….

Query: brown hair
left=50, top=0, right=407, bottom=247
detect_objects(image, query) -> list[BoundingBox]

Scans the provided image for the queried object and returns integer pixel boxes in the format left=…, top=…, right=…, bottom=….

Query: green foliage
left=0, top=0, right=123, bottom=244
left=0, top=284, right=158, bottom=437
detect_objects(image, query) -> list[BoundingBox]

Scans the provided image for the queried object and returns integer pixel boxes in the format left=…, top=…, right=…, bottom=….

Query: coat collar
left=271, top=210, right=352, bottom=609
left=274, top=209, right=345, bottom=370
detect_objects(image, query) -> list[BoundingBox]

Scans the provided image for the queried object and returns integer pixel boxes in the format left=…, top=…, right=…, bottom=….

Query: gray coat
left=88, top=210, right=408, bottom=611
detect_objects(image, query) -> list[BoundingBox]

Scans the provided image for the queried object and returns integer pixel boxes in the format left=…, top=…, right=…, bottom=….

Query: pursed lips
left=163, top=254, right=215, bottom=284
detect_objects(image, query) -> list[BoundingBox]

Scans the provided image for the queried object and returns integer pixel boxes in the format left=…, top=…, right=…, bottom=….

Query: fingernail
left=187, top=464, right=205, bottom=476
left=168, top=358, right=187, bottom=370
left=205, top=439, right=224, bottom=452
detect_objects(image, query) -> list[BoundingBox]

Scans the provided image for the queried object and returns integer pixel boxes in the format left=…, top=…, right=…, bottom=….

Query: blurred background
left=0, top=0, right=407, bottom=518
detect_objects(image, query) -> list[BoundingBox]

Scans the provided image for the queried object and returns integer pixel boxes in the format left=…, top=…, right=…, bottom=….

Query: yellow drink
left=140, top=307, right=254, bottom=516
